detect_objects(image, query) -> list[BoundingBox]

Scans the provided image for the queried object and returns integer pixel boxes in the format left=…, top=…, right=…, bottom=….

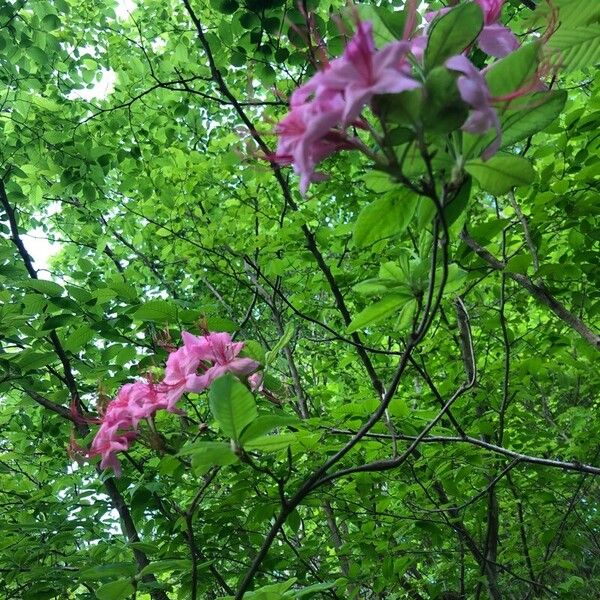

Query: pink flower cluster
left=89, top=331, right=260, bottom=476
left=273, top=1, right=531, bottom=193
left=273, top=21, right=420, bottom=194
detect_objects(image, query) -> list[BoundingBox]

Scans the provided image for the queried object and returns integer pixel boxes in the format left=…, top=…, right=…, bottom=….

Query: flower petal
left=478, top=24, right=520, bottom=58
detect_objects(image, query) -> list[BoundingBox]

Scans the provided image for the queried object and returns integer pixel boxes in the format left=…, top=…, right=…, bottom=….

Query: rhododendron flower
left=446, top=55, right=501, bottom=160
left=89, top=330, right=262, bottom=476
left=163, top=331, right=259, bottom=397
left=161, top=337, right=205, bottom=410
left=320, top=22, right=420, bottom=125
left=91, top=427, right=136, bottom=477
left=248, top=372, right=264, bottom=393
left=475, top=0, right=520, bottom=58
left=121, top=382, right=167, bottom=427
left=273, top=93, right=355, bottom=195
left=190, top=332, right=259, bottom=390
left=89, top=382, right=168, bottom=475
left=89, top=393, right=137, bottom=477
left=273, top=19, right=420, bottom=194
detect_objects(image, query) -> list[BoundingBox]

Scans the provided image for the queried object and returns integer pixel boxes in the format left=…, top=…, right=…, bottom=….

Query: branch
left=20, top=387, right=78, bottom=425
left=508, top=190, right=539, bottom=272
left=326, top=429, right=600, bottom=476
left=460, top=227, right=600, bottom=350
left=101, top=477, right=170, bottom=600
left=0, top=179, right=83, bottom=412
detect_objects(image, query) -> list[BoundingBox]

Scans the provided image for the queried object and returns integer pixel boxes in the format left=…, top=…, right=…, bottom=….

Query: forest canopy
left=0, top=0, right=599, bottom=599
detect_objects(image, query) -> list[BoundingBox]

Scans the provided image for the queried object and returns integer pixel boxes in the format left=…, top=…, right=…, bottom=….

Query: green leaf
left=16, top=351, right=57, bottom=372
left=204, top=316, right=237, bottom=332
left=79, top=563, right=136, bottom=581
left=485, top=43, right=540, bottom=98
left=128, top=542, right=158, bottom=554
left=240, top=414, right=300, bottom=444
left=285, top=581, right=337, bottom=597
left=353, top=192, right=418, bottom=248
left=353, top=278, right=394, bottom=296
left=500, top=90, right=567, bottom=148
left=379, top=89, right=422, bottom=129
left=138, top=559, right=192, bottom=576
left=347, top=292, right=413, bottom=334
left=549, top=0, right=600, bottom=28
left=41, top=14, right=61, bottom=31
left=506, top=254, right=532, bottom=275
left=209, top=374, right=258, bottom=440
left=439, top=264, right=467, bottom=294
left=424, top=3, right=483, bottom=70
left=547, top=25, right=600, bottom=72
left=18, top=279, right=64, bottom=297
left=422, top=67, right=468, bottom=134
left=63, top=325, right=95, bottom=352
left=244, top=433, right=296, bottom=452
left=465, top=155, right=536, bottom=195
left=179, top=441, right=239, bottom=468
left=240, top=339, right=265, bottom=364
left=133, top=299, right=178, bottom=322
left=443, top=177, right=472, bottom=228
left=95, top=579, right=134, bottom=600
left=359, top=6, right=406, bottom=44
left=212, top=0, right=239, bottom=15
left=265, top=323, right=294, bottom=365
left=28, top=47, right=48, bottom=65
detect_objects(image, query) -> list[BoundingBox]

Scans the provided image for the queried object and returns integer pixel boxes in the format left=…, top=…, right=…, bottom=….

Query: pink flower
left=274, top=93, right=353, bottom=194
left=89, top=381, right=166, bottom=475
left=190, top=332, right=259, bottom=390
left=273, top=19, right=420, bottom=194
left=476, top=0, right=504, bottom=24
left=410, top=34, right=427, bottom=62
left=248, top=372, right=264, bottom=393
left=475, top=0, right=519, bottom=58
left=161, top=331, right=259, bottom=406
left=161, top=335, right=205, bottom=410
left=89, top=330, right=261, bottom=476
left=89, top=404, right=136, bottom=477
left=121, top=382, right=167, bottom=427
left=320, top=22, right=420, bottom=125
left=446, top=55, right=501, bottom=160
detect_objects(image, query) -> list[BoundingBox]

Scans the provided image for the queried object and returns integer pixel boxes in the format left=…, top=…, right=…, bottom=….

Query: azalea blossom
left=446, top=55, right=502, bottom=160
left=190, top=332, right=260, bottom=390
left=273, top=19, right=420, bottom=194
left=248, top=372, right=264, bottom=393
left=161, top=336, right=205, bottom=410
left=89, top=396, right=136, bottom=477
left=91, top=428, right=135, bottom=477
left=274, top=93, right=355, bottom=195
left=124, top=382, right=168, bottom=427
left=319, top=22, right=420, bottom=125
left=475, top=0, right=520, bottom=58
left=89, top=330, right=262, bottom=475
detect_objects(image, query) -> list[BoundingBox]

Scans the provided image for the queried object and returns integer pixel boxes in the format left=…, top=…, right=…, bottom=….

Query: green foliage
left=465, top=155, right=536, bottom=194
left=424, top=3, right=483, bottom=69
left=0, top=1, right=599, bottom=600
left=547, top=26, right=600, bottom=72
left=353, top=191, right=418, bottom=248
left=209, top=374, right=258, bottom=441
